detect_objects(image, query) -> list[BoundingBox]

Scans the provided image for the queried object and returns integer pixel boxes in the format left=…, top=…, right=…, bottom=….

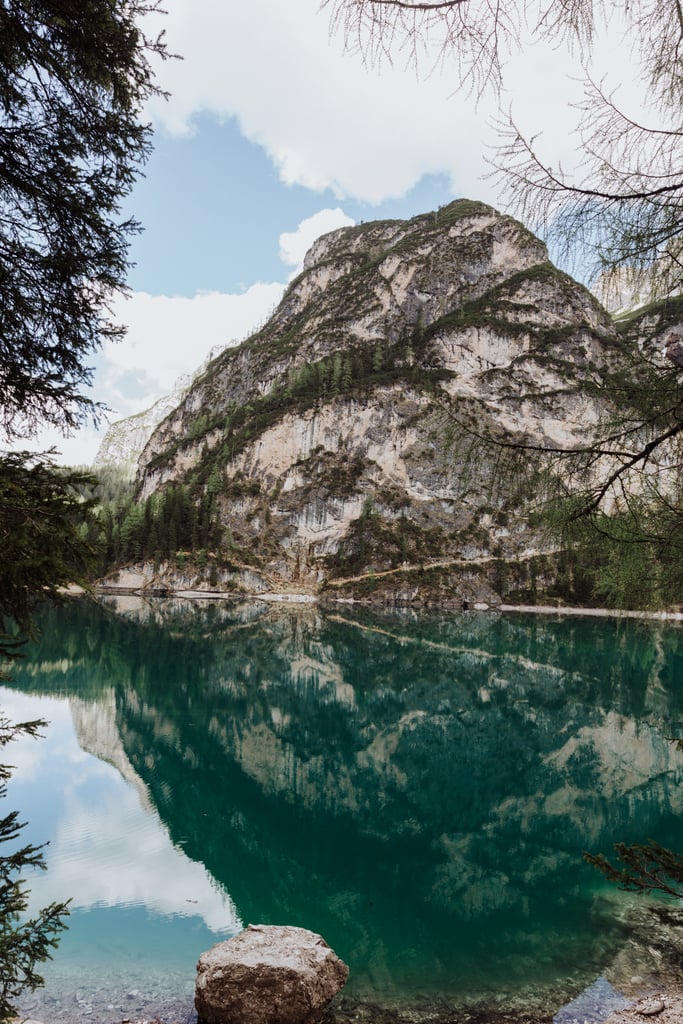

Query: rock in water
left=195, top=924, right=349, bottom=1024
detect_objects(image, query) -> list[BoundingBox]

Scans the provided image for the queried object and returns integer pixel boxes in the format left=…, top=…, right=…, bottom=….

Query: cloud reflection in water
left=2, top=687, right=240, bottom=936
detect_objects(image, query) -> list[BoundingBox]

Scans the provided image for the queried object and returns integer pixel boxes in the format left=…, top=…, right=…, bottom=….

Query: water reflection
left=7, top=597, right=683, bottom=1005
left=2, top=687, right=240, bottom=934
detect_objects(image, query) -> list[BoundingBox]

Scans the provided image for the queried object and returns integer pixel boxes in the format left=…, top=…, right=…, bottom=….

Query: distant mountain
left=590, top=266, right=655, bottom=315
left=93, top=345, right=228, bottom=474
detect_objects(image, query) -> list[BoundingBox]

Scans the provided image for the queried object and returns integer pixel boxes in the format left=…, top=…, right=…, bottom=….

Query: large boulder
left=195, top=924, right=349, bottom=1024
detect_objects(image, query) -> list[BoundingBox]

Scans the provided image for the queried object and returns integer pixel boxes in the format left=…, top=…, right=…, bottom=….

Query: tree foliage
left=323, top=0, right=683, bottom=297
left=585, top=840, right=683, bottom=899
left=0, top=452, right=95, bottom=664
left=0, top=5, right=168, bottom=1013
left=82, top=474, right=225, bottom=572
left=0, top=0, right=169, bottom=640
left=0, top=715, right=70, bottom=1023
left=0, top=0, right=168, bottom=438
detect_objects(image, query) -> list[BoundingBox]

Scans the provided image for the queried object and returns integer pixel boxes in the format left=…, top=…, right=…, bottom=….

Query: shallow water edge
left=17, top=900, right=683, bottom=1024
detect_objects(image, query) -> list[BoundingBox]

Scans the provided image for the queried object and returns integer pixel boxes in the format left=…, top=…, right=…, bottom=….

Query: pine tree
left=0, top=454, right=94, bottom=662
left=331, top=352, right=343, bottom=395
left=341, top=354, right=353, bottom=391
left=585, top=841, right=683, bottom=899
left=119, top=504, right=144, bottom=562
left=0, top=0, right=168, bottom=437
left=0, top=716, right=70, bottom=1022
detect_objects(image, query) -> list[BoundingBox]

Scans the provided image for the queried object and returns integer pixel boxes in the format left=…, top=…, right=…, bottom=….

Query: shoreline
left=498, top=602, right=683, bottom=621
left=17, top=977, right=683, bottom=1024
left=87, top=585, right=683, bottom=623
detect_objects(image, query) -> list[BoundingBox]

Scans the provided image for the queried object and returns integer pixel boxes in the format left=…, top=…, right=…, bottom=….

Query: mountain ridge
left=98, top=199, right=678, bottom=606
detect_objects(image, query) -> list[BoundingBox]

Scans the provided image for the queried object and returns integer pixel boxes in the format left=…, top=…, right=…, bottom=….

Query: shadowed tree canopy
left=585, top=840, right=683, bottom=899
left=0, top=0, right=168, bottom=439
left=0, top=452, right=94, bottom=663
left=0, top=0, right=169, bottom=652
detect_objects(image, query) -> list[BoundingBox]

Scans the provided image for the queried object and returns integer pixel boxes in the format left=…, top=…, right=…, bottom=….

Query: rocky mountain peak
left=119, top=200, right=640, bottom=602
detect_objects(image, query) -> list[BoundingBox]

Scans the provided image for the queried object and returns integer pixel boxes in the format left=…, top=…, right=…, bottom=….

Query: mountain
left=123, top=200, right=663, bottom=603
left=93, top=383, right=192, bottom=475
left=93, top=345, right=229, bottom=474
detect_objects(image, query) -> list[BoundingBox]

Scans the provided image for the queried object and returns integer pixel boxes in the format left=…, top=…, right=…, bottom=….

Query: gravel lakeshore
left=15, top=900, right=683, bottom=1024
left=499, top=604, right=683, bottom=621
left=15, top=972, right=198, bottom=1024
left=15, top=991, right=683, bottom=1024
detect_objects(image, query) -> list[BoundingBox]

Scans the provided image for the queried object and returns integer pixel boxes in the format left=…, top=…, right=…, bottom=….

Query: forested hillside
left=88, top=202, right=683, bottom=610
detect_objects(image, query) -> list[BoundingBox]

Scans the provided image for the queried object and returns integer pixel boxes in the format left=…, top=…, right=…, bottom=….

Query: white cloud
left=144, top=0, right=487, bottom=202
left=26, top=280, right=284, bottom=466
left=279, top=208, right=355, bottom=270
left=26, top=207, right=358, bottom=466
left=13, top=690, right=241, bottom=934
left=142, top=0, right=647, bottom=208
left=0, top=689, right=78, bottom=782
left=29, top=776, right=241, bottom=932
left=24, top=422, right=116, bottom=469
left=104, top=282, right=284, bottom=406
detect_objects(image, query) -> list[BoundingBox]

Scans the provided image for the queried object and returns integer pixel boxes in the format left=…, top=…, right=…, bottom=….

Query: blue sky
left=32, top=0, right=640, bottom=465
left=124, top=115, right=456, bottom=298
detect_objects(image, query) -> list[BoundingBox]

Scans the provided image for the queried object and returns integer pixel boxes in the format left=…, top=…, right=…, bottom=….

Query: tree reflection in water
left=7, top=596, right=683, bottom=1005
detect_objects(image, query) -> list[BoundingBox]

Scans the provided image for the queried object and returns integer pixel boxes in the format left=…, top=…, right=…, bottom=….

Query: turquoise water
left=4, top=597, right=683, bottom=1019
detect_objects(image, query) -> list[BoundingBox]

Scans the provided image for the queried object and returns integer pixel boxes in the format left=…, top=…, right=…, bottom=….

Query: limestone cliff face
left=135, top=200, right=622, bottom=593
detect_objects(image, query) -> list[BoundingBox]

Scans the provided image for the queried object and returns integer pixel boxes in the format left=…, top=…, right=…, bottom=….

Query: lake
left=4, top=596, right=683, bottom=1023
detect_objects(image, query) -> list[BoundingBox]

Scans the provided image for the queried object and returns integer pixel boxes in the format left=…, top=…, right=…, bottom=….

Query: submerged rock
left=195, top=923, right=349, bottom=1024
left=554, top=976, right=632, bottom=1024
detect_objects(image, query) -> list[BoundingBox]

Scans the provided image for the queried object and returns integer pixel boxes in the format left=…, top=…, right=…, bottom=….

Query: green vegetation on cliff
left=85, top=205, right=683, bottom=611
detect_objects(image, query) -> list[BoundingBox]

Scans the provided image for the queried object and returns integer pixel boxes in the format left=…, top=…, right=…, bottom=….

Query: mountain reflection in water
left=6, top=596, right=683, bottom=1011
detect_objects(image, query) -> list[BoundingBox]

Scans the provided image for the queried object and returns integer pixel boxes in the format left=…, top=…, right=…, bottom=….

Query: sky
left=30, top=0, right=644, bottom=465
